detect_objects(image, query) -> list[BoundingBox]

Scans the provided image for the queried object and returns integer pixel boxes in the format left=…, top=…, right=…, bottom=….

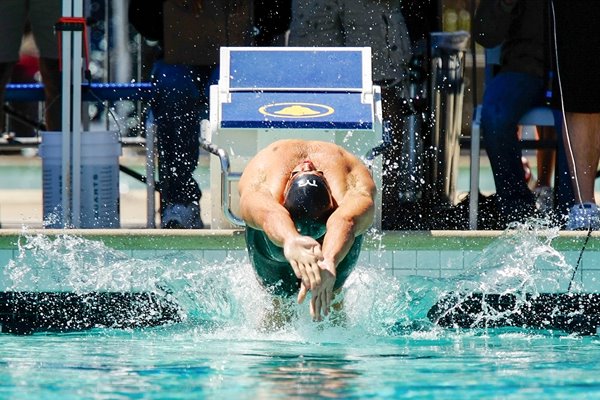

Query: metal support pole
left=469, top=107, right=481, bottom=229
left=468, top=0, right=480, bottom=230
left=59, top=0, right=84, bottom=228
left=60, top=0, right=73, bottom=227
left=71, top=0, right=84, bottom=227
left=145, top=113, right=156, bottom=228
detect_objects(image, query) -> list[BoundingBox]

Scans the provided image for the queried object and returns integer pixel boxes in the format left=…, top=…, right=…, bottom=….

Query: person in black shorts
left=551, top=0, right=600, bottom=230
left=239, top=140, right=376, bottom=321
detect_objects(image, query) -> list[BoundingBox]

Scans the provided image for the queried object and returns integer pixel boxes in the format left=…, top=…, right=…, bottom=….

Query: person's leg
left=535, top=126, right=556, bottom=188
left=29, top=0, right=61, bottom=131
left=151, top=60, right=209, bottom=228
left=563, top=112, right=600, bottom=230
left=532, top=126, right=557, bottom=214
left=38, top=57, right=62, bottom=131
left=0, top=62, right=16, bottom=131
left=563, top=112, right=600, bottom=204
left=0, top=0, right=27, bottom=131
left=480, top=72, right=544, bottom=221
left=552, top=111, right=575, bottom=221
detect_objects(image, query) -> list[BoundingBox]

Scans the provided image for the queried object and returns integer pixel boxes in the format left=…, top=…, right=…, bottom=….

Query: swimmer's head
left=283, top=160, right=334, bottom=239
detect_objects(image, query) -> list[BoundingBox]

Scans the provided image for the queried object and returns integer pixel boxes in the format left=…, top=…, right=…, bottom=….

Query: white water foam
left=3, top=221, right=579, bottom=340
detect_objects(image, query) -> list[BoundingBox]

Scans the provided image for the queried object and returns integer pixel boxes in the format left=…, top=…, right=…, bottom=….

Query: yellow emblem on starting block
left=259, top=102, right=334, bottom=118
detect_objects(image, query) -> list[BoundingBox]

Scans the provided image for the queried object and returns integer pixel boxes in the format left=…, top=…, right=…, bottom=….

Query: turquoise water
left=2, top=230, right=600, bottom=398
left=2, top=328, right=600, bottom=399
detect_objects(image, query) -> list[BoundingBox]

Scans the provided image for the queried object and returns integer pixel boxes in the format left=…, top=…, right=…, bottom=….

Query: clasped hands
left=283, top=236, right=336, bottom=321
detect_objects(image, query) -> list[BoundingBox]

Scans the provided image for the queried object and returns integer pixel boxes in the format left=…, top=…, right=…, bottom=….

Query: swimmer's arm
left=322, top=166, right=376, bottom=266
left=239, top=187, right=297, bottom=247
left=321, top=188, right=375, bottom=267
left=301, top=188, right=374, bottom=320
left=239, top=174, right=323, bottom=289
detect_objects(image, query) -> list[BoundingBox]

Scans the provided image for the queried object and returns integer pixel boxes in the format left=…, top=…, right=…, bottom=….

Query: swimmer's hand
left=298, top=259, right=336, bottom=321
left=283, top=236, right=323, bottom=290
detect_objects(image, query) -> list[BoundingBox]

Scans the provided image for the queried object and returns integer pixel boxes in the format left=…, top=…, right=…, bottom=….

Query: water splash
left=456, top=219, right=571, bottom=295
left=2, top=223, right=583, bottom=338
left=427, top=220, right=587, bottom=333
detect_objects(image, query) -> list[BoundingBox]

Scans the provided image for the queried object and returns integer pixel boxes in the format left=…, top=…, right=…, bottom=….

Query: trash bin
left=39, top=131, right=121, bottom=228
left=426, top=31, right=470, bottom=206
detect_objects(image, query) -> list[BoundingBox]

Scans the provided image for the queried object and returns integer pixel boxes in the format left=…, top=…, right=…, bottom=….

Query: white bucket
left=39, top=131, right=122, bottom=228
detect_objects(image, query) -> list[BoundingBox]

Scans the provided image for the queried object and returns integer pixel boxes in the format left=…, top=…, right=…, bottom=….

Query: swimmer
left=239, top=139, right=376, bottom=322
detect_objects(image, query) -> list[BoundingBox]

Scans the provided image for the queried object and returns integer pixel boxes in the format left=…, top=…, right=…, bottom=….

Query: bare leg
left=562, top=112, right=600, bottom=204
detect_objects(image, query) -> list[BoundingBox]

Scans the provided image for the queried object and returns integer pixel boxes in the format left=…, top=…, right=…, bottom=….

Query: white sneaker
left=534, top=186, right=553, bottom=214
left=161, top=203, right=204, bottom=229
left=566, top=202, right=600, bottom=230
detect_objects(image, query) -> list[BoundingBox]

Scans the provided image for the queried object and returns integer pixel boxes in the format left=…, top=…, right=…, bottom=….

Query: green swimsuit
left=245, top=226, right=363, bottom=297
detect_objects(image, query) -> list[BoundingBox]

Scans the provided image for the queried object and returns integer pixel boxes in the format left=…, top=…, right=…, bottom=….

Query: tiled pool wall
left=2, top=229, right=600, bottom=292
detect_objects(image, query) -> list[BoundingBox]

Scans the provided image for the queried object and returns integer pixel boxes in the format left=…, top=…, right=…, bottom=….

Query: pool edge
left=1, top=229, right=598, bottom=251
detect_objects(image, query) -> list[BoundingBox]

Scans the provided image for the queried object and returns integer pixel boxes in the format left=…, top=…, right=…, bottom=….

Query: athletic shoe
left=565, top=202, right=600, bottom=231
left=161, top=203, right=204, bottom=229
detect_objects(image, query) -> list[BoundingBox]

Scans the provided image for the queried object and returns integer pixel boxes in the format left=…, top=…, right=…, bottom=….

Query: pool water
left=2, top=231, right=600, bottom=398
left=2, top=327, right=600, bottom=399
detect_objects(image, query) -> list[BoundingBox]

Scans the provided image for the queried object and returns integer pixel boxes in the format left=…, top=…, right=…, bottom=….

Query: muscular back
left=239, top=139, right=375, bottom=206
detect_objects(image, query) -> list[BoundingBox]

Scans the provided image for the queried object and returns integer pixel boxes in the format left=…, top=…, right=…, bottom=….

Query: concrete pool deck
left=0, top=152, right=211, bottom=229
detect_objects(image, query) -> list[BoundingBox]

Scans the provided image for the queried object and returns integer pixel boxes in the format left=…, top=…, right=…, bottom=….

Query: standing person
left=473, top=0, right=564, bottom=225
left=8, top=26, right=40, bottom=137
left=129, top=0, right=250, bottom=229
left=551, top=0, right=600, bottom=230
left=239, top=139, right=376, bottom=322
left=0, top=0, right=62, bottom=133
left=129, top=0, right=290, bottom=228
left=287, top=0, right=412, bottom=225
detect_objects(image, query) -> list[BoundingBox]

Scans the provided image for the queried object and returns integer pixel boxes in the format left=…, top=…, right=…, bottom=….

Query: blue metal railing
left=4, top=82, right=153, bottom=102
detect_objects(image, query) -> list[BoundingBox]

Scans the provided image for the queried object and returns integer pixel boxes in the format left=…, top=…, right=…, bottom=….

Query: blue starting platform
left=221, top=92, right=373, bottom=130
left=202, top=47, right=383, bottom=229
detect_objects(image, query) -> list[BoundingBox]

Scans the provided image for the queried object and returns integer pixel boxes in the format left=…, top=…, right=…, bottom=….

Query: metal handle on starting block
left=201, top=135, right=383, bottom=229
left=199, top=137, right=246, bottom=227
left=364, top=120, right=390, bottom=174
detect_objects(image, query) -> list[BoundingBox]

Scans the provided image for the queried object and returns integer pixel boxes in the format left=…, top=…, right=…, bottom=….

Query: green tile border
left=372, top=230, right=600, bottom=251
left=0, top=229, right=247, bottom=250
left=2, top=229, right=600, bottom=252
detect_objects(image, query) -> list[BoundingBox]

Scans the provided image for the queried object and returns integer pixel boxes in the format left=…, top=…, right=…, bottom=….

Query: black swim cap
left=283, top=172, right=334, bottom=239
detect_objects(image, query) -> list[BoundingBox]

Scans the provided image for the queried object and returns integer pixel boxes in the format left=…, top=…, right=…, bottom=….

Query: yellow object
left=443, top=8, right=458, bottom=32
left=458, top=9, right=471, bottom=32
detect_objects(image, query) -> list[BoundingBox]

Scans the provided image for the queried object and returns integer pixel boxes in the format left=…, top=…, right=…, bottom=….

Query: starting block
left=202, top=47, right=384, bottom=229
